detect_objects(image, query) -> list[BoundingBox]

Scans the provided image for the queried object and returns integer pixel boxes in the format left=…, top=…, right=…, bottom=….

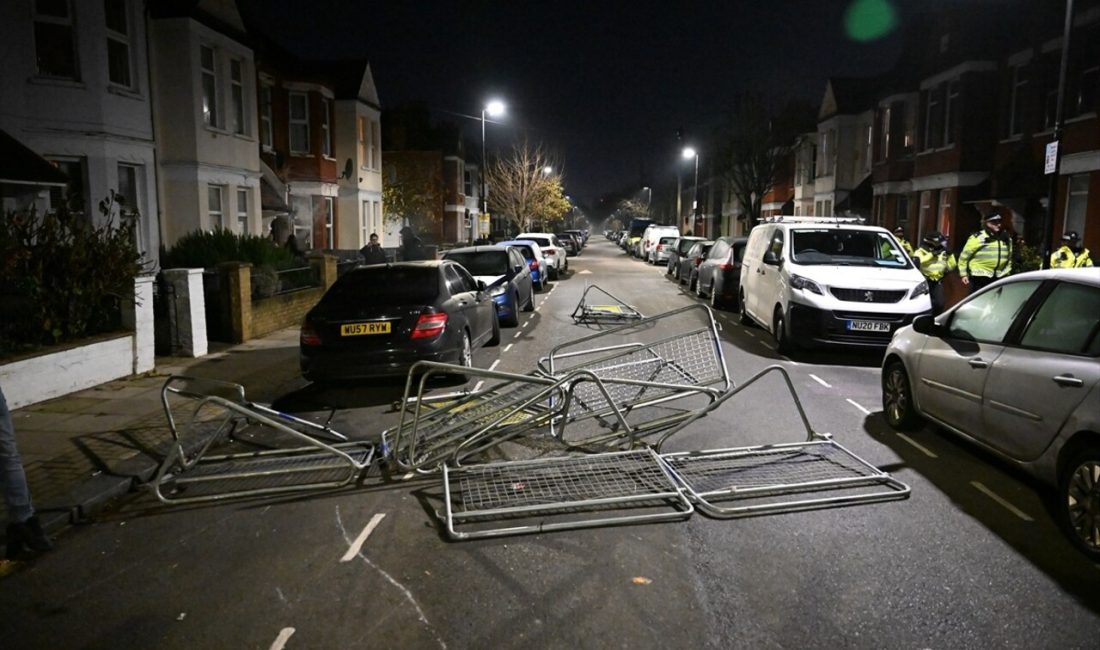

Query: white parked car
left=516, top=233, right=568, bottom=279
left=641, top=224, right=680, bottom=264
left=882, top=267, right=1100, bottom=559
left=739, top=216, right=930, bottom=355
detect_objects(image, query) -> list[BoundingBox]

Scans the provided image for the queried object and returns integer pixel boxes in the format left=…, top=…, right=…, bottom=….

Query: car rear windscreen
left=444, top=251, right=509, bottom=276
left=323, top=267, right=439, bottom=305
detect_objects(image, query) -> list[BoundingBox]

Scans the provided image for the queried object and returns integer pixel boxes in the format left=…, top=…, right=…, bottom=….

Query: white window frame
left=321, top=98, right=332, bottom=157
left=289, top=91, right=310, bottom=155
left=33, top=0, right=79, bottom=80
left=236, top=188, right=249, bottom=233
left=47, top=157, right=87, bottom=216
left=361, top=200, right=370, bottom=245
left=322, top=196, right=334, bottom=249
left=260, top=82, right=273, bottom=149
left=230, top=58, right=245, bottom=135
left=208, top=185, right=224, bottom=230
left=200, top=45, right=219, bottom=127
left=372, top=120, right=381, bottom=169
left=944, top=79, right=959, bottom=146
left=105, top=0, right=133, bottom=89
left=878, top=105, right=891, bottom=162
left=923, top=86, right=941, bottom=150
left=1008, top=64, right=1028, bottom=137
left=358, top=116, right=367, bottom=168
left=1064, top=174, right=1089, bottom=237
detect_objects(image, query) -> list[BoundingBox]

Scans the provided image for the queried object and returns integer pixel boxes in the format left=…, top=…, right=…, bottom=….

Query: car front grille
left=830, top=288, right=907, bottom=303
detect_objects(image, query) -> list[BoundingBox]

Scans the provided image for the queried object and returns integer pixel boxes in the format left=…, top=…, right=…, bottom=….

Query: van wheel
left=1056, top=447, right=1100, bottom=560
left=739, top=289, right=753, bottom=326
left=773, top=309, right=795, bottom=355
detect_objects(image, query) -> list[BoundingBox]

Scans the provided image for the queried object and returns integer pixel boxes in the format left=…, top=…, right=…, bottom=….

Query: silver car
left=881, top=268, right=1100, bottom=559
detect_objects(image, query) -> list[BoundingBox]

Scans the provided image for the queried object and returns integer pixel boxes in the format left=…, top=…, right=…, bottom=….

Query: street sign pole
left=1042, top=0, right=1074, bottom=270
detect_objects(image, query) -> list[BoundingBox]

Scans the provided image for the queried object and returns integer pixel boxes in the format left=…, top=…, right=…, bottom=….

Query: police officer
left=1051, top=231, right=1094, bottom=268
left=913, top=231, right=957, bottom=314
left=959, top=213, right=1012, bottom=294
left=893, top=226, right=914, bottom=256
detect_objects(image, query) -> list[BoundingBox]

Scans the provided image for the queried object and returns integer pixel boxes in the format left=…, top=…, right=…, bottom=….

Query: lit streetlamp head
left=543, top=166, right=553, bottom=175
left=485, top=100, right=506, bottom=118
left=682, top=147, right=697, bottom=160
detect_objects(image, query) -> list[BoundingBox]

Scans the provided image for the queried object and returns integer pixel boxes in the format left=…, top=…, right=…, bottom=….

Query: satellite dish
left=341, top=158, right=353, bottom=179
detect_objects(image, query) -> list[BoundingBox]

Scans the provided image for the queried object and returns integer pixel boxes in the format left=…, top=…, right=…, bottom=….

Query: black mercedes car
left=300, top=261, right=499, bottom=381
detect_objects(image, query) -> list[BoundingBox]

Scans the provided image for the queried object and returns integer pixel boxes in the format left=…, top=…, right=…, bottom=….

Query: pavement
left=2, top=327, right=305, bottom=550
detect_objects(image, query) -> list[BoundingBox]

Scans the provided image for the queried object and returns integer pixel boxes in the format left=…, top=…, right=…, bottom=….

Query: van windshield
left=790, top=229, right=912, bottom=268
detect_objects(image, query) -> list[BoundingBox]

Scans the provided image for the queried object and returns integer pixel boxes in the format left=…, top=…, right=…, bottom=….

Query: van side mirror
left=912, top=314, right=942, bottom=337
left=763, top=251, right=781, bottom=266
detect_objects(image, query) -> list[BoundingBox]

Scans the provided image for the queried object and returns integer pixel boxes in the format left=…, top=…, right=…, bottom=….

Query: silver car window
left=949, top=280, right=1041, bottom=343
left=1019, top=282, right=1100, bottom=355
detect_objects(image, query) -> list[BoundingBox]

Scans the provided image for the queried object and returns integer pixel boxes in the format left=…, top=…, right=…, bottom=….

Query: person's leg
left=0, top=387, right=34, bottom=524
left=930, top=281, right=945, bottom=315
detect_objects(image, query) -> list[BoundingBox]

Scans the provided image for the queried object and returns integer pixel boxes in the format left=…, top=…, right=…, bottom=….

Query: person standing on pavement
left=913, top=232, right=957, bottom=315
left=399, top=226, right=426, bottom=261
left=1050, top=231, right=1094, bottom=268
left=359, top=233, right=388, bottom=265
left=959, top=213, right=1013, bottom=294
left=1, top=384, right=53, bottom=559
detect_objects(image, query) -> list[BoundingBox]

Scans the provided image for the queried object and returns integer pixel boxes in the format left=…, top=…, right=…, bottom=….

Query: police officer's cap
left=922, top=232, right=942, bottom=246
left=983, top=213, right=1003, bottom=223
left=1063, top=231, right=1079, bottom=242
left=893, top=226, right=905, bottom=234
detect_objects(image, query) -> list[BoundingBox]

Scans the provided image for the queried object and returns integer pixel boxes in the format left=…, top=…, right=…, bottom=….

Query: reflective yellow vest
left=1051, top=245, right=1076, bottom=268
left=959, top=230, right=1012, bottom=279
left=913, top=247, right=958, bottom=281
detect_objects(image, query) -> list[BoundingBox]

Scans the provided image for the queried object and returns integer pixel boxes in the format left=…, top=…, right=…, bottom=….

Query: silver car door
left=915, top=280, right=1041, bottom=433
left=980, top=280, right=1100, bottom=461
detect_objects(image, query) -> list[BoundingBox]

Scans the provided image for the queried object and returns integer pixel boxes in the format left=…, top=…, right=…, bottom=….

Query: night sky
left=240, top=0, right=1021, bottom=209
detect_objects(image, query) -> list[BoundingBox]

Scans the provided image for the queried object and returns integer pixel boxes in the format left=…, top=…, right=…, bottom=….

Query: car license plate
left=848, top=320, right=891, bottom=333
left=341, top=321, right=391, bottom=336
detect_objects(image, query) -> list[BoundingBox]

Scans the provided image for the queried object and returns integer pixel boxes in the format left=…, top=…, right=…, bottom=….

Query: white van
left=739, top=216, right=932, bottom=354
left=640, top=225, right=680, bottom=263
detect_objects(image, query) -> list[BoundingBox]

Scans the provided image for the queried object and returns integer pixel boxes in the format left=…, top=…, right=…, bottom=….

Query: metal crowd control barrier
left=439, top=365, right=910, bottom=539
left=571, top=284, right=644, bottom=325
left=153, top=376, right=373, bottom=504
left=541, top=304, right=731, bottom=448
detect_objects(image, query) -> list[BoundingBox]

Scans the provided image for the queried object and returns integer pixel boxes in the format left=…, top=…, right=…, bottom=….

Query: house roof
left=819, top=76, right=885, bottom=120
left=0, top=130, right=69, bottom=187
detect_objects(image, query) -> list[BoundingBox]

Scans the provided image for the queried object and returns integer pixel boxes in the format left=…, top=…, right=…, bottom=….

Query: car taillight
left=300, top=321, right=322, bottom=346
left=528, top=259, right=539, bottom=272
left=718, top=262, right=733, bottom=271
left=657, top=244, right=665, bottom=252
left=411, top=312, right=447, bottom=340
left=545, top=250, right=556, bottom=256
left=694, top=257, right=704, bottom=266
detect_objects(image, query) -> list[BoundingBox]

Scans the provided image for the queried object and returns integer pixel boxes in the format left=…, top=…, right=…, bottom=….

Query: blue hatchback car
left=441, top=245, right=536, bottom=326
left=497, top=240, right=547, bottom=291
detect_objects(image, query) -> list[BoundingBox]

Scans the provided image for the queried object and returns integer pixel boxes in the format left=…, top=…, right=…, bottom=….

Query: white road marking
left=402, top=472, right=415, bottom=480
left=809, top=374, right=832, bottom=388
left=335, top=508, right=447, bottom=648
left=758, top=340, right=776, bottom=351
left=846, top=398, right=872, bottom=415
left=488, top=359, right=500, bottom=372
left=971, top=482, right=1034, bottom=521
left=744, top=331, right=755, bottom=338
left=503, top=343, right=514, bottom=352
left=342, top=513, right=387, bottom=562
left=472, top=381, right=484, bottom=392
left=896, top=432, right=938, bottom=458
left=513, top=330, right=523, bottom=338
left=270, top=628, right=295, bottom=650
left=520, top=320, right=530, bottom=328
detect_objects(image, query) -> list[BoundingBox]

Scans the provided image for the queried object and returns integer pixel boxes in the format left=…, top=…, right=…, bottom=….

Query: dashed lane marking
left=270, top=628, right=296, bottom=650
left=896, top=432, right=938, bottom=458
left=971, top=481, right=1034, bottom=521
left=473, top=381, right=484, bottom=392
left=846, top=398, right=871, bottom=415
left=513, top=330, right=523, bottom=338
left=503, top=343, right=514, bottom=352
left=341, top=513, right=388, bottom=562
left=488, top=359, right=500, bottom=371
left=809, top=374, right=832, bottom=388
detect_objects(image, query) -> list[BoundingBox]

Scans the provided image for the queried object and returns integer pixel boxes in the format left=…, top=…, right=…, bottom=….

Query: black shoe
left=23, top=516, right=53, bottom=553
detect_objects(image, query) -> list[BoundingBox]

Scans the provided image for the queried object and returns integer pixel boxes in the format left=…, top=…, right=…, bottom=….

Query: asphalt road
left=2, top=239, right=1098, bottom=649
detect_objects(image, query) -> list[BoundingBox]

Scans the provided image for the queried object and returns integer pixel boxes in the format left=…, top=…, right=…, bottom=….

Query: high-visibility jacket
left=913, top=246, right=958, bottom=281
left=959, top=229, right=1012, bottom=279
left=1052, top=245, right=1094, bottom=268
left=898, top=239, right=914, bottom=256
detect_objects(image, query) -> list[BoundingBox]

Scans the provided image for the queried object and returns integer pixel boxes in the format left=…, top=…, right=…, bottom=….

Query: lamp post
left=481, top=99, right=505, bottom=237
left=682, top=147, right=699, bottom=235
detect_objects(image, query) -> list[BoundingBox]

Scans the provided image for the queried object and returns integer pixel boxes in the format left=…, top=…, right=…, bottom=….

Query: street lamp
left=543, top=166, right=553, bottom=176
left=481, top=99, right=506, bottom=237
left=682, top=147, right=699, bottom=234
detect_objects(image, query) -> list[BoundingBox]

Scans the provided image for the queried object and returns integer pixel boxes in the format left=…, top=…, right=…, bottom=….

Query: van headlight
left=910, top=281, right=929, bottom=299
left=790, top=274, right=823, bottom=295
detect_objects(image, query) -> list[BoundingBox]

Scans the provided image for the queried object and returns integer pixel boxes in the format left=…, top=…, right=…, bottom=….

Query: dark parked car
left=300, top=261, right=499, bottom=381
left=442, top=245, right=535, bottom=326
left=676, top=240, right=714, bottom=292
left=556, top=232, right=581, bottom=257
left=565, top=229, right=587, bottom=246
left=666, top=236, right=705, bottom=276
left=695, top=236, right=748, bottom=310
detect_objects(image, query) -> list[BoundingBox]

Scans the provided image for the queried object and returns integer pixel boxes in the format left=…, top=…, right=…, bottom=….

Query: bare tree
left=718, top=96, right=814, bottom=228
left=485, top=140, right=570, bottom=233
